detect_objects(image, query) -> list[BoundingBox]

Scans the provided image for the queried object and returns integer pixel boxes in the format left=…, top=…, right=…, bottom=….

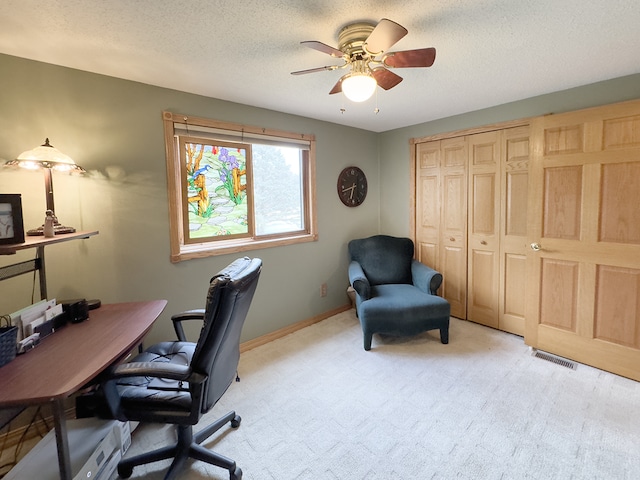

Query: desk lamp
left=5, top=138, right=85, bottom=235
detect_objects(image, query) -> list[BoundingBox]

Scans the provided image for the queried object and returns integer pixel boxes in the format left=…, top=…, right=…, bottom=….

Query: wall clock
left=337, top=166, right=367, bottom=207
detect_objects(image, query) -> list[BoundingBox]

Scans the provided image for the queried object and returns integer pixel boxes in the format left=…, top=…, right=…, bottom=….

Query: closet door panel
left=441, top=170, right=467, bottom=318
left=599, top=161, right=640, bottom=244
left=440, top=138, right=467, bottom=318
left=594, top=265, right=640, bottom=348
left=467, top=132, right=500, bottom=327
left=415, top=141, right=441, bottom=269
left=503, top=252, right=526, bottom=322
left=505, top=171, right=528, bottom=237
left=499, top=126, right=529, bottom=335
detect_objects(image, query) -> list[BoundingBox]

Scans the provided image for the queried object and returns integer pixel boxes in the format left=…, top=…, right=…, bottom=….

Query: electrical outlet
left=320, top=283, right=327, bottom=297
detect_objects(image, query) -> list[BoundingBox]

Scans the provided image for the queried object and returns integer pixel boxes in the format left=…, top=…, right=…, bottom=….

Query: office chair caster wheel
left=230, top=466, right=242, bottom=479
left=117, top=464, right=134, bottom=478
left=231, top=414, right=241, bottom=428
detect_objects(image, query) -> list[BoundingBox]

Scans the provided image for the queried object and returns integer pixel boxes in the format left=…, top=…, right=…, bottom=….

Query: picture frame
left=0, top=194, right=25, bottom=245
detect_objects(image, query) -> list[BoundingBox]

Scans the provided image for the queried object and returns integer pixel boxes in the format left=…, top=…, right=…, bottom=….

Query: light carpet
left=118, top=309, right=640, bottom=480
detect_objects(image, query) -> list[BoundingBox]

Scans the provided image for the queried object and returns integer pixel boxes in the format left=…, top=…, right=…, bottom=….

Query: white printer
left=5, top=418, right=131, bottom=480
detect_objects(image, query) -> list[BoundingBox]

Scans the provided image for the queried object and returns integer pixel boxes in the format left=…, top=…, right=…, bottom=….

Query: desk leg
left=36, top=245, right=48, bottom=300
left=52, top=399, right=72, bottom=480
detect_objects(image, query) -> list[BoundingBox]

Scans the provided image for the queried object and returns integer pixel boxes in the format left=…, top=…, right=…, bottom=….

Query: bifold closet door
left=498, top=126, right=529, bottom=336
left=439, top=137, right=468, bottom=319
left=467, top=131, right=500, bottom=328
left=467, top=127, right=529, bottom=335
left=415, top=141, right=441, bottom=269
left=415, top=125, right=529, bottom=332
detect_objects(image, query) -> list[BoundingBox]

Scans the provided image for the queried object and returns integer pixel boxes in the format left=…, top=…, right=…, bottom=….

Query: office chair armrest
left=99, top=362, right=206, bottom=421
left=171, top=309, right=206, bottom=341
left=110, top=361, right=193, bottom=381
left=349, top=261, right=371, bottom=300
left=411, top=260, right=443, bottom=295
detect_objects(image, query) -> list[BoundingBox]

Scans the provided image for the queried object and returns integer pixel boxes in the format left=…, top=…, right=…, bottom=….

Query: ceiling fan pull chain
left=374, top=88, right=380, bottom=114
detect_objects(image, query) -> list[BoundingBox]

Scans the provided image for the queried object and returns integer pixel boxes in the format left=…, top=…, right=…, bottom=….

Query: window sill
left=171, top=232, right=318, bottom=263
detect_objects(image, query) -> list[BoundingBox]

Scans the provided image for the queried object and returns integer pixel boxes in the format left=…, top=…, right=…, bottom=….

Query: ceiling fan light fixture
left=342, top=73, right=377, bottom=102
left=294, top=19, right=435, bottom=104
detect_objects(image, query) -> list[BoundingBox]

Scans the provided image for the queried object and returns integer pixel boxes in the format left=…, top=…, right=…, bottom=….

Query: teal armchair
left=348, top=235, right=450, bottom=350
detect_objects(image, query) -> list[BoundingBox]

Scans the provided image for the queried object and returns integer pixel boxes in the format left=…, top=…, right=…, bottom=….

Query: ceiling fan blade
left=365, top=18, right=408, bottom=54
left=291, top=65, right=338, bottom=75
left=371, top=67, right=403, bottom=90
left=329, top=76, right=345, bottom=95
left=301, top=40, right=345, bottom=58
left=383, top=48, right=436, bottom=68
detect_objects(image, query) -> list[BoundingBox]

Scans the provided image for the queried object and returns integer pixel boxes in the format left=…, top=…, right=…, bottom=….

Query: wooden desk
left=0, top=300, right=167, bottom=480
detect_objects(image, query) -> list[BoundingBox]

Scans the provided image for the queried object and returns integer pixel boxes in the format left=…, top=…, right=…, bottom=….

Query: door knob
left=530, top=242, right=541, bottom=251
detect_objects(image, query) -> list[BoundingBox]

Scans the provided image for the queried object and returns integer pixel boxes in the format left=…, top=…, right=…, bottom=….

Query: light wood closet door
left=440, top=137, right=468, bottom=319
left=465, top=127, right=529, bottom=334
left=499, top=126, right=529, bottom=336
left=415, top=141, right=441, bottom=268
left=526, top=99, right=640, bottom=381
left=467, top=131, right=501, bottom=328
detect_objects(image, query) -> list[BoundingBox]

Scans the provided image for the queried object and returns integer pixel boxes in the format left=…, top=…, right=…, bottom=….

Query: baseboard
left=240, top=304, right=352, bottom=353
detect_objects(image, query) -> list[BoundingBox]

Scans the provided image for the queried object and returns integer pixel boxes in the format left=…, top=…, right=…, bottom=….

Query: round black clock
left=337, top=166, right=367, bottom=207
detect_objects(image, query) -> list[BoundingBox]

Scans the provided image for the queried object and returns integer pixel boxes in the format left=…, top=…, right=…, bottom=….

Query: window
left=163, top=111, right=317, bottom=262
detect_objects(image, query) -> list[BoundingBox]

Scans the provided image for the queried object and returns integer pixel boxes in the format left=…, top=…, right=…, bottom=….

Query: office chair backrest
left=348, top=235, right=414, bottom=286
left=191, top=257, right=262, bottom=412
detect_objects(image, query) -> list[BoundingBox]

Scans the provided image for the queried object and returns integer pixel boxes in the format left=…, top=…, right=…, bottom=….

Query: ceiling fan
left=291, top=18, right=436, bottom=102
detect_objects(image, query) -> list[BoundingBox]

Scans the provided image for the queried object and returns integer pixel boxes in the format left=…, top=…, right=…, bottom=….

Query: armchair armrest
left=171, top=309, right=206, bottom=341
left=411, top=260, right=443, bottom=295
left=348, top=261, right=371, bottom=300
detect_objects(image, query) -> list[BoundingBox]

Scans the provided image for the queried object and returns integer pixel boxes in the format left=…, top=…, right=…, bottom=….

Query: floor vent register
left=532, top=350, right=578, bottom=370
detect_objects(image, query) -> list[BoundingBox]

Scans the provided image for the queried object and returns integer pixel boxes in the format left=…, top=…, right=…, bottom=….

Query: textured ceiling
left=2, top=0, right=640, bottom=132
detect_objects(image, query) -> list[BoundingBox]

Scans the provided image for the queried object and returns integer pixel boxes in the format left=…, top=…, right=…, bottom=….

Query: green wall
left=378, top=73, right=640, bottom=235
left=0, top=53, right=379, bottom=345
left=1, top=51, right=639, bottom=345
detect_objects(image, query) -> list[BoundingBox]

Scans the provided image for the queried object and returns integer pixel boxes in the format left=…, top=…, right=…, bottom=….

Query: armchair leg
left=440, top=327, right=449, bottom=344
left=363, top=333, right=372, bottom=351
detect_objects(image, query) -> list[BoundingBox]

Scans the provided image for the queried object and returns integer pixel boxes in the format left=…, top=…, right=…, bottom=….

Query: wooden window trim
left=163, top=111, right=318, bottom=262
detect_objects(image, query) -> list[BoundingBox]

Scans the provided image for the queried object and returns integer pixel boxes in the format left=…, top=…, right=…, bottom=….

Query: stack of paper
left=10, top=299, right=63, bottom=339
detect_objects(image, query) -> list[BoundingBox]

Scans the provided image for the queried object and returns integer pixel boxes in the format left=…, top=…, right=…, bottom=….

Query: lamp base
left=27, top=224, right=77, bottom=236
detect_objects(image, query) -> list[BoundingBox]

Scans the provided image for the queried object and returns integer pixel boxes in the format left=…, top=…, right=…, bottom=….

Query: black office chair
left=77, top=257, right=261, bottom=480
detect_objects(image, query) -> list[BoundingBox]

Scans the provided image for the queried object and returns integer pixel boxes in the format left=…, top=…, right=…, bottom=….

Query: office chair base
left=117, top=411, right=242, bottom=480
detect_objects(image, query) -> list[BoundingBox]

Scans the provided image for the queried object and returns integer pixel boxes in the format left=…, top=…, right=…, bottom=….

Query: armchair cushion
left=359, top=285, right=450, bottom=336
left=348, top=235, right=413, bottom=285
